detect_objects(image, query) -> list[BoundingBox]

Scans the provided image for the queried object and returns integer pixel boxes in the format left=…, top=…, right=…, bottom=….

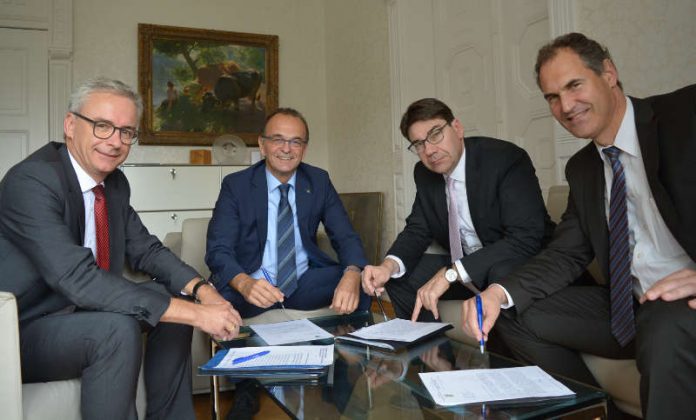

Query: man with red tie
left=0, top=77, right=242, bottom=419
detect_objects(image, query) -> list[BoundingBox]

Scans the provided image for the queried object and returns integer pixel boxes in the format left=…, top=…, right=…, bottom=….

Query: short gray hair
left=68, top=77, right=143, bottom=121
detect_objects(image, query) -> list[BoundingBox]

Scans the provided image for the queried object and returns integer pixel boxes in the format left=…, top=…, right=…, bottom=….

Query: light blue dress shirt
left=249, top=169, right=309, bottom=283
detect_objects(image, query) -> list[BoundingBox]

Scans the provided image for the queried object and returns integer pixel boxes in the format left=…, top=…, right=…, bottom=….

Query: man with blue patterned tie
left=207, top=108, right=370, bottom=318
left=207, top=108, right=370, bottom=420
left=461, top=33, right=696, bottom=418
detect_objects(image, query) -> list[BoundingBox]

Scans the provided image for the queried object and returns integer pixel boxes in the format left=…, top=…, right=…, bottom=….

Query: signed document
left=419, top=366, right=575, bottom=406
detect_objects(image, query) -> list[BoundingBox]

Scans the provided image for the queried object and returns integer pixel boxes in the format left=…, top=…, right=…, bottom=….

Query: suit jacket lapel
left=464, top=138, right=482, bottom=234
left=59, top=146, right=86, bottom=245
left=294, top=165, right=311, bottom=238
left=583, top=147, right=609, bottom=278
left=251, top=164, right=269, bottom=253
left=632, top=96, right=679, bottom=230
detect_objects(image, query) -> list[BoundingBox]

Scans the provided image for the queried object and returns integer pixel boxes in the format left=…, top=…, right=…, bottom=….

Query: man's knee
left=636, top=299, right=695, bottom=369
left=86, top=313, right=142, bottom=365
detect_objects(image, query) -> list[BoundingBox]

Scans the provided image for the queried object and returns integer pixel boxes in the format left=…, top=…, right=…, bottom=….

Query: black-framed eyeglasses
left=72, top=112, right=139, bottom=145
left=407, top=122, right=450, bottom=155
left=260, top=134, right=307, bottom=149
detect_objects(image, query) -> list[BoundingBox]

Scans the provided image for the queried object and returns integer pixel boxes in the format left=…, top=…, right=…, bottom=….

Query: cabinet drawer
left=138, top=210, right=212, bottom=241
left=220, top=165, right=248, bottom=179
left=124, top=166, right=222, bottom=211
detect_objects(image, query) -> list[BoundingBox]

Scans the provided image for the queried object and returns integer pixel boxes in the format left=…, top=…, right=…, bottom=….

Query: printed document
left=214, top=345, right=334, bottom=370
left=419, top=366, right=575, bottom=406
left=250, top=318, right=333, bottom=345
left=350, top=318, right=450, bottom=342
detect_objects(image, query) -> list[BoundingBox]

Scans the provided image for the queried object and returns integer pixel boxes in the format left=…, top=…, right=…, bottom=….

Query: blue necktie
left=602, top=146, right=636, bottom=347
left=276, top=184, right=298, bottom=297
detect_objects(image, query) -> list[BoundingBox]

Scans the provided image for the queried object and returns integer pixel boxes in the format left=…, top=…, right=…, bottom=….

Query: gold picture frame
left=138, top=23, right=278, bottom=146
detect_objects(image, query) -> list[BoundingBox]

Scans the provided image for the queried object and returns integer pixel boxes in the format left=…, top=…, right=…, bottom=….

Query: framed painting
left=138, top=23, right=278, bottom=146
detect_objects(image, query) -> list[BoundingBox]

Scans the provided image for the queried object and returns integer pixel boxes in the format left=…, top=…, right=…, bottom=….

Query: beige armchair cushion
left=0, top=291, right=147, bottom=420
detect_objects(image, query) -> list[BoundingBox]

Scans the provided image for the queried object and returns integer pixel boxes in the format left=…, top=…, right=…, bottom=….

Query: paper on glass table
left=349, top=318, right=450, bottom=342
left=213, top=345, right=334, bottom=370
left=419, top=366, right=575, bottom=406
left=250, top=318, right=333, bottom=345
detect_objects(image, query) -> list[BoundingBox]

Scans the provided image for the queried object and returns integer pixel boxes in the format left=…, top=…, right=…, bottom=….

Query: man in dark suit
left=461, top=33, right=696, bottom=418
left=206, top=108, right=370, bottom=319
left=0, top=78, right=242, bottom=420
left=361, top=98, right=554, bottom=323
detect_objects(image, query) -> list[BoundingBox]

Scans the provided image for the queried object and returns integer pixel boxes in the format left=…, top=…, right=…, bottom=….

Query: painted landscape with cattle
left=138, top=24, right=278, bottom=145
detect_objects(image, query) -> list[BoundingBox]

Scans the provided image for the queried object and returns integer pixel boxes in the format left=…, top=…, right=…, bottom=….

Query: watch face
left=445, top=269, right=458, bottom=282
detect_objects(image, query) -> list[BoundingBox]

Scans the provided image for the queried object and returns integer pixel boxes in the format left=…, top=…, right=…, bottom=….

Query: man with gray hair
left=0, top=77, right=242, bottom=419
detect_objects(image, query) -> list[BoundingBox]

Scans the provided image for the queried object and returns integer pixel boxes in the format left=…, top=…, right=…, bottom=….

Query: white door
left=0, top=28, right=49, bottom=180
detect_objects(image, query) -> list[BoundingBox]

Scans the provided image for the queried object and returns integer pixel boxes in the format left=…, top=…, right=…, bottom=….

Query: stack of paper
left=199, top=344, right=334, bottom=378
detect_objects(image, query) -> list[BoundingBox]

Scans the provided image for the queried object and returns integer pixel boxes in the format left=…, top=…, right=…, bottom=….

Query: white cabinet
left=121, top=164, right=247, bottom=240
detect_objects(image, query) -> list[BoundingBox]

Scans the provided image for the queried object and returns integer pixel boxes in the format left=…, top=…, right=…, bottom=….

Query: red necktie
left=92, top=185, right=110, bottom=271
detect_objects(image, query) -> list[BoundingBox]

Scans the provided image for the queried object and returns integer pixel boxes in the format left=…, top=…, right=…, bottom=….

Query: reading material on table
left=334, top=318, right=452, bottom=352
left=419, top=366, right=575, bottom=406
left=199, top=344, right=334, bottom=376
left=250, top=318, right=334, bottom=345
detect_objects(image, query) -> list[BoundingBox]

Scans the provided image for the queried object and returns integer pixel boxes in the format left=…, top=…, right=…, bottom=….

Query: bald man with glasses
left=362, top=98, right=555, bottom=329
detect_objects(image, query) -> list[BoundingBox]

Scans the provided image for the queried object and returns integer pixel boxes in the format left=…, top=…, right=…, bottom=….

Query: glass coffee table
left=215, top=311, right=607, bottom=419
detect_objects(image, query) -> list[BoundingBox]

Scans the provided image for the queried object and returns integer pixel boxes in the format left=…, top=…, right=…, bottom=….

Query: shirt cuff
left=453, top=260, right=471, bottom=283
left=490, top=283, right=514, bottom=309
left=385, top=255, right=406, bottom=278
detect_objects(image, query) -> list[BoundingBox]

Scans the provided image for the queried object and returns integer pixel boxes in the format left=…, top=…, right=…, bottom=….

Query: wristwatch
left=445, top=268, right=459, bottom=283
left=191, top=278, right=214, bottom=302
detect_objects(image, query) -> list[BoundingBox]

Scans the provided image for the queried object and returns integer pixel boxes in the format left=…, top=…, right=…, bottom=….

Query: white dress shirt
left=596, top=98, right=695, bottom=296
left=67, top=150, right=100, bottom=259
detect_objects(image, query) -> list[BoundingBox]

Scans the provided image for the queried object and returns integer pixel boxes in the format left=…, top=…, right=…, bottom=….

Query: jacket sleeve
left=460, top=149, right=552, bottom=287
left=0, top=164, right=172, bottom=326
left=497, top=179, right=595, bottom=315
left=205, top=176, right=248, bottom=288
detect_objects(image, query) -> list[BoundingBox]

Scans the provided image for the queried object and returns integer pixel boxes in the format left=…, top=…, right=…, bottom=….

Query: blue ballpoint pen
left=260, top=267, right=287, bottom=313
left=475, top=294, right=485, bottom=354
left=232, top=350, right=270, bottom=365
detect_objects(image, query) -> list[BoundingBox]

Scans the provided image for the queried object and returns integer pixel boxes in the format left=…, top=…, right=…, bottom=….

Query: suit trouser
left=496, top=285, right=696, bottom=419
left=19, top=283, right=194, bottom=420
left=223, top=264, right=371, bottom=318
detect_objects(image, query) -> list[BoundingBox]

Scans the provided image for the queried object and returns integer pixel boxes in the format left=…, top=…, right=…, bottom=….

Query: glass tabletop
left=218, top=311, right=607, bottom=419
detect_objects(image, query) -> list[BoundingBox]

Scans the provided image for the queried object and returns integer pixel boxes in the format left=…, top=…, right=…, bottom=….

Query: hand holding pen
left=261, top=267, right=288, bottom=313
left=232, top=272, right=284, bottom=309
left=461, top=286, right=506, bottom=350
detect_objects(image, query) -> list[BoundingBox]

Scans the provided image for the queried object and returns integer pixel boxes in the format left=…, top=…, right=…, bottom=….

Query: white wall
left=72, top=0, right=330, bottom=168
left=324, top=0, right=394, bottom=255
left=577, top=0, right=696, bottom=98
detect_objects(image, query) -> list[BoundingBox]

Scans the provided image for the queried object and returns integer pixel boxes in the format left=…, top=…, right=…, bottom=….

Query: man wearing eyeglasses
left=207, top=107, right=370, bottom=318
left=0, top=77, right=242, bottom=419
left=362, top=98, right=554, bottom=327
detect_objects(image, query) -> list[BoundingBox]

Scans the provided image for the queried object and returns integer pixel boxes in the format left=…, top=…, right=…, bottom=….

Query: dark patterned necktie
left=276, top=184, right=298, bottom=296
left=447, top=176, right=464, bottom=263
left=602, top=146, right=636, bottom=346
left=92, top=185, right=110, bottom=271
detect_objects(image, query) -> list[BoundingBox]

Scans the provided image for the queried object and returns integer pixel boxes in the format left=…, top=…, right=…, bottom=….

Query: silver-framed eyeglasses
left=260, top=134, right=307, bottom=149
left=407, top=122, right=450, bottom=154
left=72, top=112, right=139, bottom=145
